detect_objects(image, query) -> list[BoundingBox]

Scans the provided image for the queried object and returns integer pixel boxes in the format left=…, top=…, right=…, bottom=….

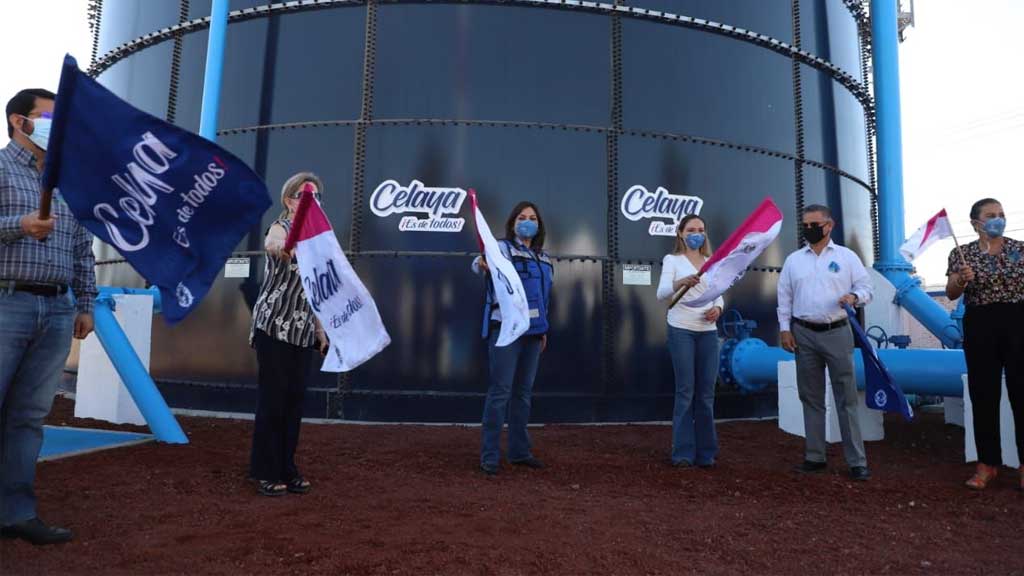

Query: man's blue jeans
left=0, top=290, right=75, bottom=525
left=480, top=330, right=543, bottom=468
left=667, top=326, right=720, bottom=466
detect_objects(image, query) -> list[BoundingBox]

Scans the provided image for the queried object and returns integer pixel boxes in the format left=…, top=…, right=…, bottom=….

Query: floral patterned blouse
left=946, top=237, right=1024, bottom=307
left=249, top=219, right=317, bottom=347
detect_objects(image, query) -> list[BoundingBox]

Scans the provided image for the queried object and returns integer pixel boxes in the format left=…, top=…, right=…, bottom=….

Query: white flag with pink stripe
left=683, top=197, right=784, bottom=308
left=900, top=208, right=954, bottom=262
left=468, top=189, right=530, bottom=347
left=284, top=188, right=391, bottom=372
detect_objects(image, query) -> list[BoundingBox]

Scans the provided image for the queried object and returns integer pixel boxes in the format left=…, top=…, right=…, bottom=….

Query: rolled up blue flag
left=843, top=303, right=914, bottom=421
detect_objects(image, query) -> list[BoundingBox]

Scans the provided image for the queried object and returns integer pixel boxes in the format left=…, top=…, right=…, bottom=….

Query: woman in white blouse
left=656, top=215, right=724, bottom=467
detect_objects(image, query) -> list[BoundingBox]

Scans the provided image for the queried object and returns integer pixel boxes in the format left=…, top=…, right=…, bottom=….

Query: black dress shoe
left=0, top=518, right=73, bottom=545
left=794, top=460, right=827, bottom=474
left=510, top=457, right=545, bottom=469
left=849, top=466, right=871, bottom=481
left=480, top=463, right=498, bottom=476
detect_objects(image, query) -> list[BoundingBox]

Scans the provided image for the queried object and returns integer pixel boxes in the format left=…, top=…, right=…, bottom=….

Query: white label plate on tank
left=224, top=257, right=251, bottom=278
left=622, top=264, right=652, bottom=286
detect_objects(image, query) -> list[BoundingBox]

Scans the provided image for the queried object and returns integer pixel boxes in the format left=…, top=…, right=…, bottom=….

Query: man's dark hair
left=802, top=204, right=832, bottom=220
left=6, top=88, right=56, bottom=138
left=969, top=198, right=1000, bottom=221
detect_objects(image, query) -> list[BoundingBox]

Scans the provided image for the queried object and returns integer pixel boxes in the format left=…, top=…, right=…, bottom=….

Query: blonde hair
left=673, top=214, right=712, bottom=257
left=278, top=171, right=325, bottom=219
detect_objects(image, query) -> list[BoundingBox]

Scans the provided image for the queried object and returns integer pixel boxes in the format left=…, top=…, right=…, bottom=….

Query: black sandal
left=287, top=476, right=311, bottom=494
left=258, top=480, right=287, bottom=497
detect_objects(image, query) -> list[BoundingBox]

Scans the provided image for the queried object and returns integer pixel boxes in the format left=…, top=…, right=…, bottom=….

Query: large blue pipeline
left=723, top=337, right=965, bottom=397
left=92, top=287, right=188, bottom=444
left=198, top=0, right=229, bottom=141
left=868, top=0, right=963, bottom=350
left=719, top=0, right=966, bottom=397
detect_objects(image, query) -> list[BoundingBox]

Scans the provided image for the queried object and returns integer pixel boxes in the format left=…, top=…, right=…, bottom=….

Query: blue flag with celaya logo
left=843, top=304, right=914, bottom=421
left=42, top=55, right=271, bottom=323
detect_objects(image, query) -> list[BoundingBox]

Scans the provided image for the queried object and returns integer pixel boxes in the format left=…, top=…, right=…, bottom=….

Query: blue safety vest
left=481, top=239, right=554, bottom=339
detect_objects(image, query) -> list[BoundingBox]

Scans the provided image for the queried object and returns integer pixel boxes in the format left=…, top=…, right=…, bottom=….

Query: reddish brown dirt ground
left=2, top=398, right=1022, bottom=576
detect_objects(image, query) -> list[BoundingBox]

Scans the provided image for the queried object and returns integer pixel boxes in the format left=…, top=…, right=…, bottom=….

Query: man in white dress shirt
left=777, top=205, right=873, bottom=481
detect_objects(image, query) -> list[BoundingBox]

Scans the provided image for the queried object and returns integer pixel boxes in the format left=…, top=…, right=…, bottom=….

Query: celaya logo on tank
left=620, top=185, right=704, bottom=236
left=370, top=179, right=467, bottom=232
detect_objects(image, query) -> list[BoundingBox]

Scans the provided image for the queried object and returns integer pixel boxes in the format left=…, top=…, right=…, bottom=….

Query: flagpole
left=39, top=187, right=53, bottom=219
left=668, top=272, right=703, bottom=309
left=951, top=233, right=968, bottom=268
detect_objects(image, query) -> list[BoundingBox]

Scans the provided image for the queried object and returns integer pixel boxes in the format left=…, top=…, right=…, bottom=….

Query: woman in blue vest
left=472, top=202, right=554, bottom=475
left=656, top=214, right=723, bottom=468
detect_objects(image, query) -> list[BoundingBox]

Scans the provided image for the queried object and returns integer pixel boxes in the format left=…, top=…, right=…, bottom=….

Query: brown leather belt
left=3, top=282, right=69, bottom=297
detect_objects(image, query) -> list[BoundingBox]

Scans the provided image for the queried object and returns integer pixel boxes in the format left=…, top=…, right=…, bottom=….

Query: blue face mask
left=684, top=233, right=705, bottom=250
left=515, top=219, right=539, bottom=239
left=19, top=115, right=51, bottom=151
left=980, top=217, right=1006, bottom=238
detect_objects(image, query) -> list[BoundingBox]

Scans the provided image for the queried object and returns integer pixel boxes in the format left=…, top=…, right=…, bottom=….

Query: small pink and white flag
left=899, top=208, right=954, bottom=262
left=683, top=197, right=784, bottom=308
left=284, top=186, right=390, bottom=372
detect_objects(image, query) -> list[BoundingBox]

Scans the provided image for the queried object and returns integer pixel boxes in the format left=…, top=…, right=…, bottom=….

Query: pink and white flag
left=900, top=208, right=954, bottom=262
left=683, top=197, right=784, bottom=308
left=469, top=189, right=530, bottom=347
left=283, top=187, right=390, bottom=372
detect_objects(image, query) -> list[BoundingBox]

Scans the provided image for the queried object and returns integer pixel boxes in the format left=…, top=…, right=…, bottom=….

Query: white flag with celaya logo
left=284, top=190, right=390, bottom=372
left=900, top=208, right=954, bottom=262
left=683, top=197, right=783, bottom=308
left=469, top=189, right=530, bottom=347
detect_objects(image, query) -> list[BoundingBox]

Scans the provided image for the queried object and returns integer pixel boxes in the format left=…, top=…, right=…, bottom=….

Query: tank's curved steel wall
left=91, top=0, right=876, bottom=422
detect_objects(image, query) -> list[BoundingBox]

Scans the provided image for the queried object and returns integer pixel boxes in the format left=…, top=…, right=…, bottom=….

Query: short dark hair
left=802, top=204, right=832, bottom=219
left=969, top=198, right=1000, bottom=221
left=504, top=201, right=546, bottom=252
left=6, top=88, right=56, bottom=137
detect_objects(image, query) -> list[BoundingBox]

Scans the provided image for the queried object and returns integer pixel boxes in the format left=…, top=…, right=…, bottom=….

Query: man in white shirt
left=777, top=205, right=873, bottom=481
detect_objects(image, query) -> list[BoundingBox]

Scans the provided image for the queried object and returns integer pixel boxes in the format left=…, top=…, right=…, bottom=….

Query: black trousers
left=250, top=329, right=313, bottom=482
left=962, top=303, right=1024, bottom=467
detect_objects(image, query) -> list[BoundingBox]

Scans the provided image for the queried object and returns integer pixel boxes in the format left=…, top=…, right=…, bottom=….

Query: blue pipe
left=198, top=0, right=229, bottom=141
left=92, top=288, right=188, bottom=444
left=98, top=286, right=162, bottom=314
left=885, top=270, right=962, bottom=349
left=727, top=339, right=966, bottom=397
left=869, top=0, right=963, bottom=349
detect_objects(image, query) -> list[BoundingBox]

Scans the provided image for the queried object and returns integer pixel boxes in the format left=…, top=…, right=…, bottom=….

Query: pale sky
left=900, top=0, right=1024, bottom=288
left=1, top=0, right=1020, bottom=288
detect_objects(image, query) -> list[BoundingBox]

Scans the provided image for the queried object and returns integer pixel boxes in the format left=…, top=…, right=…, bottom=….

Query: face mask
left=802, top=223, right=827, bottom=244
left=515, top=219, right=539, bottom=239
left=684, top=233, right=705, bottom=250
left=19, top=114, right=51, bottom=151
left=979, top=217, right=1006, bottom=238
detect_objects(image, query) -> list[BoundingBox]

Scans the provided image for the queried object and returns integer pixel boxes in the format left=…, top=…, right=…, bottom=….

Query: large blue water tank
left=90, top=0, right=876, bottom=422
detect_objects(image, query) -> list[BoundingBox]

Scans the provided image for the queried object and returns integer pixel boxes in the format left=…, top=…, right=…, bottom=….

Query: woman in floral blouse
left=249, top=172, right=329, bottom=496
left=945, top=198, right=1023, bottom=490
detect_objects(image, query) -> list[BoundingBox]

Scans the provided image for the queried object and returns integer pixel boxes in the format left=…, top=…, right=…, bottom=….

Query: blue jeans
left=667, top=326, right=720, bottom=466
left=0, top=290, right=75, bottom=525
left=480, top=329, right=543, bottom=467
